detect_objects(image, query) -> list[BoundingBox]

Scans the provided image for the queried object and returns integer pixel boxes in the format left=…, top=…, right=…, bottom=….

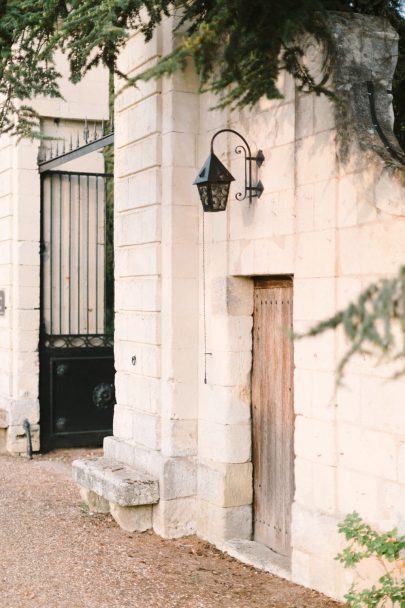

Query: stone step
left=72, top=457, right=159, bottom=507
left=221, top=539, right=291, bottom=580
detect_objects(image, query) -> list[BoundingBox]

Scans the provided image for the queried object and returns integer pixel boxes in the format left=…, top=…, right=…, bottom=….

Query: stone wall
left=196, top=14, right=405, bottom=599
left=0, top=132, right=42, bottom=452
left=0, top=54, right=109, bottom=453
left=110, top=12, right=405, bottom=601
left=0, top=133, right=15, bottom=450
left=105, top=17, right=200, bottom=536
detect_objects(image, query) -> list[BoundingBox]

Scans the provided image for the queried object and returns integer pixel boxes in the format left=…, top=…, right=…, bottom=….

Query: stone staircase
left=72, top=457, right=159, bottom=532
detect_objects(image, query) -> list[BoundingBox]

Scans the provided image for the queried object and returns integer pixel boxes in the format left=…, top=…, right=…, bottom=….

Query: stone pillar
left=0, top=136, right=41, bottom=453
left=197, top=277, right=254, bottom=544
left=106, top=25, right=163, bottom=471
left=105, top=19, right=200, bottom=537
left=153, top=17, right=200, bottom=537
left=0, top=133, right=14, bottom=451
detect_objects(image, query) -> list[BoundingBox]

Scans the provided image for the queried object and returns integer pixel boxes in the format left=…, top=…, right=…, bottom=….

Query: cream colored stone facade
left=0, top=10, right=404, bottom=604
left=106, top=12, right=405, bottom=602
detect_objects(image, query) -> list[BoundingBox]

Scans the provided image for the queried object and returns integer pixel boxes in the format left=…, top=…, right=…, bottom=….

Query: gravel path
left=0, top=449, right=343, bottom=608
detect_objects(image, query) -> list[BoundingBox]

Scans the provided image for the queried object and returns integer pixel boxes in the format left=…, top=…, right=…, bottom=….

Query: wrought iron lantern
left=194, top=129, right=265, bottom=212
left=193, top=152, right=235, bottom=212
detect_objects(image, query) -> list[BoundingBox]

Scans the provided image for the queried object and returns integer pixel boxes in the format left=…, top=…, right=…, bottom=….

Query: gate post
left=3, top=137, right=41, bottom=453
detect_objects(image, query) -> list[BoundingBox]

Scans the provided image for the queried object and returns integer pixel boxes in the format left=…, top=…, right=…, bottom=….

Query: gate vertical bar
left=68, top=174, right=72, bottom=335
left=50, top=175, right=53, bottom=334
left=95, top=176, right=99, bottom=334
left=104, top=176, right=107, bottom=332
left=40, top=174, right=45, bottom=336
left=86, top=175, right=90, bottom=333
left=77, top=174, right=81, bottom=334
left=59, top=174, right=62, bottom=333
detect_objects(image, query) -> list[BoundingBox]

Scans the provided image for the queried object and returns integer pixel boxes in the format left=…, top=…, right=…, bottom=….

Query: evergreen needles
left=0, top=1, right=403, bottom=144
left=295, top=267, right=405, bottom=382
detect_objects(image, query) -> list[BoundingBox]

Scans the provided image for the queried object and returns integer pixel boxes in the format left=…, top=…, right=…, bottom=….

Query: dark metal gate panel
left=40, top=170, right=115, bottom=450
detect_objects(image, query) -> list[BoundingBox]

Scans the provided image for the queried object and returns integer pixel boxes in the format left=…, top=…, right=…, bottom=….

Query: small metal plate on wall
left=0, top=291, right=5, bottom=316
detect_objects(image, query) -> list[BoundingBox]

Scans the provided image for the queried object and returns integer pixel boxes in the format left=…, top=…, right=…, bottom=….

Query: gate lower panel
left=40, top=346, right=114, bottom=450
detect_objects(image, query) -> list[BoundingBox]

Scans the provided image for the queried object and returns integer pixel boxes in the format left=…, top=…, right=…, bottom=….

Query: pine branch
left=295, top=267, right=405, bottom=382
left=0, top=0, right=403, bottom=140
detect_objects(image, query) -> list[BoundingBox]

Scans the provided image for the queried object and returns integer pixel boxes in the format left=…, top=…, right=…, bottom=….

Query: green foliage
left=295, top=267, right=405, bottom=383
left=338, top=513, right=405, bottom=565
left=0, top=0, right=64, bottom=136
left=336, top=512, right=405, bottom=607
left=0, top=0, right=403, bottom=146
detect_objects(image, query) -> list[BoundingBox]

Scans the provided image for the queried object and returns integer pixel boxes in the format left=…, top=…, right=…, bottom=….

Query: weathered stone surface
left=0, top=409, right=7, bottom=428
left=79, top=487, right=110, bottom=514
left=109, top=503, right=152, bottom=532
left=8, top=399, right=39, bottom=426
left=72, top=457, right=159, bottom=507
left=197, top=500, right=252, bottom=543
left=153, top=497, right=196, bottom=538
left=222, top=539, right=291, bottom=581
left=6, top=424, right=40, bottom=454
left=0, top=429, right=6, bottom=453
left=330, top=11, right=404, bottom=170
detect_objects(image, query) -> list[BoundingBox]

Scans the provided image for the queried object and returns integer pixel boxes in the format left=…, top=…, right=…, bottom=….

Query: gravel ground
left=0, top=449, right=343, bottom=608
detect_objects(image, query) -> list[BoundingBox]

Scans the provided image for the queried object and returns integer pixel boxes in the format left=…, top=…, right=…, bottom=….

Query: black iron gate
left=39, top=170, right=115, bottom=450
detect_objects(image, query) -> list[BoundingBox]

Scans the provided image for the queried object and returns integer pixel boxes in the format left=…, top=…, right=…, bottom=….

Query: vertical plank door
left=252, top=277, right=294, bottom=556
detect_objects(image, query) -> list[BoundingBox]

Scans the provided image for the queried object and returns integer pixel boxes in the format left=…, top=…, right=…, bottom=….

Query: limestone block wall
left=0, top=56, right=109, bottom=453
left=34, top=51, right=109, bottom=123
left=0, top=134, right=15, bottom=450
left=105, top=17, right=200, bottom=537
left=195, top=13, right=405, bottom=601
left=108, top=10, right=404, bottom=602
left=108, top=24, right=165, bottom=472
left=0, top=134, right=42, bottom=452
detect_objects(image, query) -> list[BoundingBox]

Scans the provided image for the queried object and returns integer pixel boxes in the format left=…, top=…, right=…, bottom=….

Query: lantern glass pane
left=197, top=182, right=230, bottom=212
left=197, top=184, right=209, bottom=210
left=210, top=183, right=230, bottom=211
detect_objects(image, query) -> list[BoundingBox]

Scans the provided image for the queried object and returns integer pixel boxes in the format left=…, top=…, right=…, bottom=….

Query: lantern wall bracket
left=210, top=128, right=265, bottom=204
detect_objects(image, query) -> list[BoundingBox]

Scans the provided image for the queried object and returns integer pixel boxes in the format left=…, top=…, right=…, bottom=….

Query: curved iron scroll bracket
left=210, top=129, right=265, bottom=204
left=366, top=81, right=405, bottom=166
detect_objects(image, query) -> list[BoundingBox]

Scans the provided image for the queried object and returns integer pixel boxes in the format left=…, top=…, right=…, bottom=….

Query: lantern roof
left=193, top=152, right=235, bottom=186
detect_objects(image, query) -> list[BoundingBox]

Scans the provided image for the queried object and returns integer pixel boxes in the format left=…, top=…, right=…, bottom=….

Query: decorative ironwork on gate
left=43, top=334, right=114, bottom=349
left=38, top=119, right=114, bottom=173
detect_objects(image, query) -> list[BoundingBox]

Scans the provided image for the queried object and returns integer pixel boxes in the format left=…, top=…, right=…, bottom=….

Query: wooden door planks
left=252, top=277, right=294, bottom=557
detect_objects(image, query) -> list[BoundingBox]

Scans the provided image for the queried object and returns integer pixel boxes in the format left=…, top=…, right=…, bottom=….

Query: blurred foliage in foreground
left=0, top=1, right=403, bottom=147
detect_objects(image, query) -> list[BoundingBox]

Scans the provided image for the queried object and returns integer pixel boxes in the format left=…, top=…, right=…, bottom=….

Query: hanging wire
left=202, top=211, right=208, bottom=384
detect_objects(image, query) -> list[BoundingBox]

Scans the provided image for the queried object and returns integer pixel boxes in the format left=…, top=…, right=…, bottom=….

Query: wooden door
left=252, top=277, right=294, bottom=556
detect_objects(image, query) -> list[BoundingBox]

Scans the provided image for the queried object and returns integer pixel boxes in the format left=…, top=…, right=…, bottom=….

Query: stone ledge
left=72, top=457, right=159, bottom=507
left=221, top=539, right=291, bottom=580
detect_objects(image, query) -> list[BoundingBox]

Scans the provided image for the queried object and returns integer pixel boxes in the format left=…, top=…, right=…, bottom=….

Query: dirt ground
left=0, top=448, right=343, bottom=608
